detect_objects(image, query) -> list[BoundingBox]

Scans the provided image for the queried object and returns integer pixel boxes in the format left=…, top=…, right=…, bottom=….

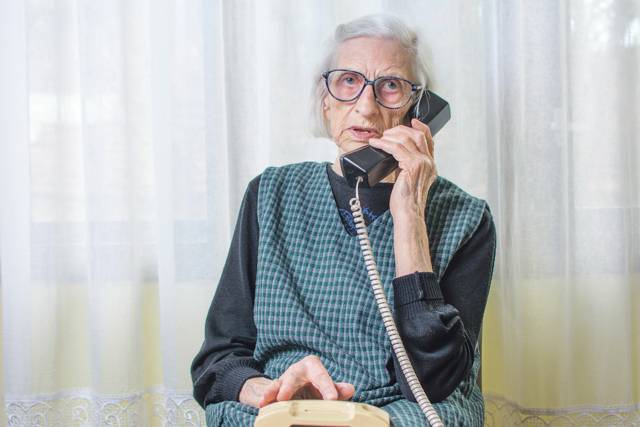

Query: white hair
left=310, top=14, right=431, bottom=138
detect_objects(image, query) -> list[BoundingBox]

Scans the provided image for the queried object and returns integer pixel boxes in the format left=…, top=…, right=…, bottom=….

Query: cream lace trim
left=485, top=394, right=640, bottom=426
left=5, top=388, right=205, bottom=427
left=7, top=391, right=640, bottom=426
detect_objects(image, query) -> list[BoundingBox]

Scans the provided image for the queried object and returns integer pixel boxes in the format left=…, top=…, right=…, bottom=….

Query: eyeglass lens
left=326, top=70, right=413, bottom=108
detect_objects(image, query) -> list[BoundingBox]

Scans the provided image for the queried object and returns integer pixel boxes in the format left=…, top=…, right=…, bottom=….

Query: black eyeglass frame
left=322, top=68, right=423, bottom=109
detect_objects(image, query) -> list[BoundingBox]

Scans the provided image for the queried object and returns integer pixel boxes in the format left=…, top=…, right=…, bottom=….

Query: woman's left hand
left=368, top=118, right=437, bottom=220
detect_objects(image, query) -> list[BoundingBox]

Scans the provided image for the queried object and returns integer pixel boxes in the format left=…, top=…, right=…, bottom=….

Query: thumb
left=258, top=379, right=281, bottom=408
left=335, top=382, right=355, bottom=400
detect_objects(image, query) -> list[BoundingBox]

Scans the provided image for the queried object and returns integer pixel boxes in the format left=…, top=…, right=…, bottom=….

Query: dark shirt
left=191, top=163, right=496, bottom=409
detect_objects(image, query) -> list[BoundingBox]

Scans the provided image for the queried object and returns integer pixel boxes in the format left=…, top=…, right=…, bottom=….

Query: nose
left=354, top=83, right=378, bottom=116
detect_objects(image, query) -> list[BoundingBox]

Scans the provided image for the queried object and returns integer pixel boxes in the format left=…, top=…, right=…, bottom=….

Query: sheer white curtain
left=0, top=1, right=638, bottom=426
left=481, top=2, right=640, bottom=425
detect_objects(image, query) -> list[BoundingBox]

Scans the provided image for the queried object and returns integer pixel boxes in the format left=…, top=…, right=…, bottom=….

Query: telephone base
left=254, top=400, right=390, bottom=427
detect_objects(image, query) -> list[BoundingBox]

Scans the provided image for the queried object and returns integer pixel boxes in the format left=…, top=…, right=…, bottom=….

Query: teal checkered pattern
left=206, top=161, right=488, bottom=426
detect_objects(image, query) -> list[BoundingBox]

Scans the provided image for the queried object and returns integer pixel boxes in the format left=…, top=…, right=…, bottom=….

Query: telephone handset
left=340, top=90, right=451, bottom=188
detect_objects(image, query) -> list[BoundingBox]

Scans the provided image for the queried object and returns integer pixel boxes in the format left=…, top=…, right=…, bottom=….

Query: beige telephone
left=254, top=400, right=389, bottom=427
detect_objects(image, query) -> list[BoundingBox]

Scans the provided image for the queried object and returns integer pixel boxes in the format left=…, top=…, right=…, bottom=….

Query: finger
left=368, top=137, right=412, bottom=161
left=426, top=132, right=434, bottom=159
left=276, top=356, right=339, bottom=402
left=335, top=382, right=355, bottom=400
left=292, top=384, right=325, bottom=400
left=383, top=125, right=428, bottom=155
left=277, top=365, right=309, bottom=401
left=258, top=379, right=281, bottom=408
left=304, top=358, right=339, bottom=401
left=411, top=118, right=435, bottom=158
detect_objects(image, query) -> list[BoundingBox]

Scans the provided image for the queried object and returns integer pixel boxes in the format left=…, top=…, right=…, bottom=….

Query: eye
left=383, top=79, right=399, bottom=91
left=340, top=73, right=360, bottom=86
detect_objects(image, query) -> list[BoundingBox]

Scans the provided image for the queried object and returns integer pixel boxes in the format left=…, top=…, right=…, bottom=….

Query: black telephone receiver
left=339, top=90, right=450, bottom=188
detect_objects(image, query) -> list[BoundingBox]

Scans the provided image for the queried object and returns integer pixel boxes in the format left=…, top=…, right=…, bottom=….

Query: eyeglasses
left=322, top=69, right=422, bottom=109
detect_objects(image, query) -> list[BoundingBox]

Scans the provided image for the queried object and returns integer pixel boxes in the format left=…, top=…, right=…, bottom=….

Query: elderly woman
left=192, top=14, right=496, bottom=427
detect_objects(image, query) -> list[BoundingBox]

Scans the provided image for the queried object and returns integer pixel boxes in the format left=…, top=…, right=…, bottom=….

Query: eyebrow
left=339, top=67, right=410, bottom=80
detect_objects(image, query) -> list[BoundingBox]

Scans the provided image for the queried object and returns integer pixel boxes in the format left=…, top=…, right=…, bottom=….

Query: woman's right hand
left=239, top=355, right=355, bottom=408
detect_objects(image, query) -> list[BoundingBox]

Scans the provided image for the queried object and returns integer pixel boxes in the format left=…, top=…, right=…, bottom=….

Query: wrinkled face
left=322, top=37, right=415, bottom=155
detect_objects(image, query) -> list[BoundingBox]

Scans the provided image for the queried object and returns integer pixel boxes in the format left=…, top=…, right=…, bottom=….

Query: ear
left=322, top=98, right=330, bottom=123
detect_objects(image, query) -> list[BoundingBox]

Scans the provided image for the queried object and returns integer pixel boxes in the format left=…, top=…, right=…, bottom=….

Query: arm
left=191, top=175, right=267, bottom=409
left=332, top=118, right=496, bottom=402
left=391, top=207, right=496, bottom=402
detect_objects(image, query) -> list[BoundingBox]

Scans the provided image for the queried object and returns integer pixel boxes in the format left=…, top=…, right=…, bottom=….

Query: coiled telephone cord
left=349, top=176, right=444, bottom=427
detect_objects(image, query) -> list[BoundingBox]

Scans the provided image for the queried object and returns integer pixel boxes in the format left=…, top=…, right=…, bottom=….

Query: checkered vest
left=205, top=161, right=488, bottom=426
left=253, top=161, right=486, bottom=405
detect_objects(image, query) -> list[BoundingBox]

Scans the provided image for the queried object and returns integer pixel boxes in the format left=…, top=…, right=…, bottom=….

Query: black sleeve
left=190, top=175, right=266, bottom=409
left=390, top=206, right=496, bottom=402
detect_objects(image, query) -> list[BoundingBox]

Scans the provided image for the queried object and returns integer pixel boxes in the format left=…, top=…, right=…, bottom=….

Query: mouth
left=347, top=126, right=380, bottom=141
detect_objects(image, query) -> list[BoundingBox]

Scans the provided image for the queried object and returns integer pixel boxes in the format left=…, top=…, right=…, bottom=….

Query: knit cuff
left=210, top=360, right=271, bottom=404
left=392, top=271, right=443, bottom=306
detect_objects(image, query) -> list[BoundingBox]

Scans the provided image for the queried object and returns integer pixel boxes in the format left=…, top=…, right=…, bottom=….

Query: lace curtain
left=1, top=1, right=638, bottom=425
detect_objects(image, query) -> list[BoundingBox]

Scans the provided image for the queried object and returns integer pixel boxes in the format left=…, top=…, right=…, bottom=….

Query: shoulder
left=247, top=174, right=261, bottom=197
left=261, top=161, right=326, bottom=182
left=254, top=161, right=328, bottom=218
left=428, top=176, right=485, bottom=207
left=258, top=161, right=327, bottom=198
left=426, top=176, right=493, bottom=249
left=478, top=204, right=497, bottom=254
left=245, top=161, right=324, bottom=199
left=428, top=176, right=488, bottom=220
